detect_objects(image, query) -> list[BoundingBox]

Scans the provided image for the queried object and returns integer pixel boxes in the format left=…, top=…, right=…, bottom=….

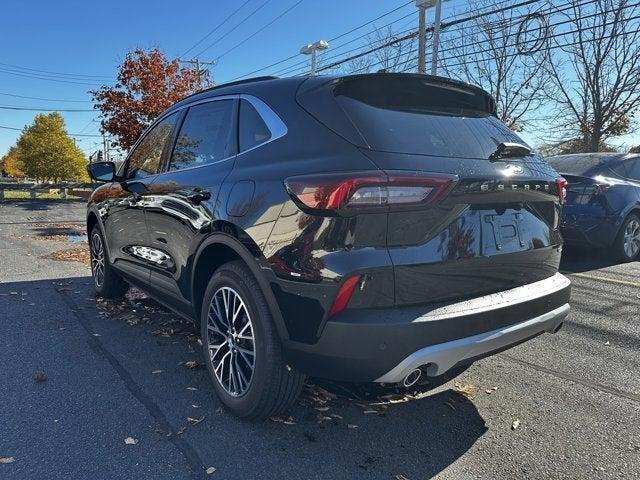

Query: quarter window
left=169, top=100, right=235, bottom=171
left=239, top=99, right=272, bottom=152
left=126, top=113, right=178, bottom=180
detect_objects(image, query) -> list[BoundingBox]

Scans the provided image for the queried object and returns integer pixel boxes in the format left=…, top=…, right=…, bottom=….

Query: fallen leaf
left=314, top=406, right=330, bottom=412
left=0, top=457, right=15, bottom=464
left=511, top=419, right=521, bottom=430
left=454, top=382, right=477, bottom=400
left=186, top=387, right=198, bottom=391
left=347, top=424, right=358, bottom=429
left=184, top=361, right=199, bottom=369
left=151, top=370, right=164, bottom=374
left=124, top=437, right=138, bottom=445
left=187, top=416, right=205, bottom=425
left=604, top=341, right=610, bottom=346
left=206, top=466, right=216, bottom=475
left=33, top=372, right=48, bottom=383
left=270, top=415, right=296, bottom=424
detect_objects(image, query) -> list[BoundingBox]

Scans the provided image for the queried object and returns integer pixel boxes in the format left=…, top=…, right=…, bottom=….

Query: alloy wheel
left=206, top=286, right=255, bottom=397
left=623, top=218, right=640, bottom=258
left=90, top=232, right=105, bottom=288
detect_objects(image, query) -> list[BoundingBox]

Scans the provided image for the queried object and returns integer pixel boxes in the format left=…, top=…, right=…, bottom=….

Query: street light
left=416, top=0, right=443, bottom=75
left=300, top=39, right=329, bottom=76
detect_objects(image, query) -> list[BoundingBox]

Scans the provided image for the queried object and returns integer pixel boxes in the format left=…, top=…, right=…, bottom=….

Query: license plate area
left=481, top=210, right=527, bottom=255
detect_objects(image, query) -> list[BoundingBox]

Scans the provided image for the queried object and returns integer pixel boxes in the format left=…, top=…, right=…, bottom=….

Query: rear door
left=144, top=97, right=238, bottom=315
left=298, top=74, right=564, bottom=306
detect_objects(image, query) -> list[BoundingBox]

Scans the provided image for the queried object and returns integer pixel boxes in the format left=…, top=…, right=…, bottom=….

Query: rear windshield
left=546, top=154, right=621, bottom=175
left=298, top=75, right=528, bottom=160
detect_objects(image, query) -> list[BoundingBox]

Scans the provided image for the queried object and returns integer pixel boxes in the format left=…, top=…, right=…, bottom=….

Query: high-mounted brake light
left=284, top=171, right=457, bottom=212
left=556, top=177, right=567, bottom=204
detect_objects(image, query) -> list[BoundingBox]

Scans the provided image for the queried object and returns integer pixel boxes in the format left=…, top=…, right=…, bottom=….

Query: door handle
left=186, top=189, right=211, bottom=204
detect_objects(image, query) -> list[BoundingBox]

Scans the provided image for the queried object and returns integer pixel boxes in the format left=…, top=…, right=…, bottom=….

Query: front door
left=104, top=112, right=179, bottom=286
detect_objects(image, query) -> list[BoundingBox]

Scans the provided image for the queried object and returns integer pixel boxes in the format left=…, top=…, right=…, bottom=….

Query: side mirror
left=87, top=161, right=116, bottom=182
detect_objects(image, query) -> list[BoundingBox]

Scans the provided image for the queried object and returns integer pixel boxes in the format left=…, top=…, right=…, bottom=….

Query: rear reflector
left=285, top=171, right=457, bottom=213
left=556, top=177, right=568, bottom=204
left=327, top=274, right=361, bottom=318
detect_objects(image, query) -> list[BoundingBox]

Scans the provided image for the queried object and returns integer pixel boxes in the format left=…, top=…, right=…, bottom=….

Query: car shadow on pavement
left=560, top=245, right=629, bottom=273
left=1, top=276, right=487, bottom=479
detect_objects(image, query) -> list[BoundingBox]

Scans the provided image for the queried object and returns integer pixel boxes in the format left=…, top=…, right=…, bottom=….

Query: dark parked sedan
left=86, top=73, right=570, bottom=419
left=547, top=153, right=640, bottom=261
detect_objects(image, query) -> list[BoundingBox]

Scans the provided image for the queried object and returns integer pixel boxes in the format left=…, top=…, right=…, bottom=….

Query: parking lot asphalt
left=0, top=200, right=638, bottom=480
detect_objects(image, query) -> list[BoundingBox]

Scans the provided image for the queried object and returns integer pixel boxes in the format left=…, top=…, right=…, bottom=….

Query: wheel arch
left=190, top=231, right=289, bottom=342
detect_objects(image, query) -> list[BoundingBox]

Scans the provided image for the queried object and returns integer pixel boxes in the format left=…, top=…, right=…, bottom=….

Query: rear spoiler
left=298, top=72, right=497, bottom=116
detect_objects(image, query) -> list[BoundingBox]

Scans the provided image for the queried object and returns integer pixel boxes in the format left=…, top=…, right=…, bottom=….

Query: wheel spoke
left=205, top=285, right=255, bottom=397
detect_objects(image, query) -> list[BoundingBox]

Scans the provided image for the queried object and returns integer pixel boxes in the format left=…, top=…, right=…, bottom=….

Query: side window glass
left=628, top=158, right=640, bottom=181
left=126, top=113, right=177, bottom=180
left=239, top=99, right=272, bottom=152
left=170, top=100, right=234, bottom=171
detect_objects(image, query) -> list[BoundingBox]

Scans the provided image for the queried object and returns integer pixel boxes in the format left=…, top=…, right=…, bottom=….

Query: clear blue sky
left=1, top=0, right=637, bottom=159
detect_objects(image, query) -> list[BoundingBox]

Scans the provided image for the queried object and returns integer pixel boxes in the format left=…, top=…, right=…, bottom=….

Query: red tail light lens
left=327, top=274, right=361, bottom=318
left=556, top=177, right=567, bottom=204
left=285, top=171, right=457, bottom=213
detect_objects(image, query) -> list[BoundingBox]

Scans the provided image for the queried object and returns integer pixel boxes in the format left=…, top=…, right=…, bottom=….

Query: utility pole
left=300, top=40, right=329, bottom=76
left=416, top=0, right=443, bottom=75
left=178, top=58, right=215, bottom=90
left=431, top=0, right=443, bottom=75
left=417, top=1, right=427, bottom=74
left=102, top=134, right=110, bottom=162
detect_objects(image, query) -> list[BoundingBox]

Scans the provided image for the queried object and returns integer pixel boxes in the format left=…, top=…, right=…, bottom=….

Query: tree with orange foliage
left=91, top=48, right=212, bottom=150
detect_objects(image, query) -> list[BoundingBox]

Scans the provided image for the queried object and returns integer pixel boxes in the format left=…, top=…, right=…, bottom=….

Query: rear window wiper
left=489, top=142, right=531, bottom=161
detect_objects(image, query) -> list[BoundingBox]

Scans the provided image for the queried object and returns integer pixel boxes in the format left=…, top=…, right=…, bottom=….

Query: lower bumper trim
left=374, top=303, right=570, bottom=383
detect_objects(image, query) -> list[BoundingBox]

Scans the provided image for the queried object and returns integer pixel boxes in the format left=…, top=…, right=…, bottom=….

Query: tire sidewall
left=200, top=264, right=274, bottom=416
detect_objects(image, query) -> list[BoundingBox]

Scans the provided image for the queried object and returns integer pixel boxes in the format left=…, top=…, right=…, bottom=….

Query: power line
left=0, top=105, right=94, bottom=112
left=193, top=0, right=273, bottom=58
left=0, top=91, right=92, bottom=103
left=272, top=0, right=546, bottom=78
left=341, top=0, right=605, bottom=76
left=0, top=67, right=102, bottom=86
left=229, top=2, right=416, bottom=81
left=180, top=0, right=253, bottom=57
left=214, top=0, right=307, bottom=61
left=0, top=124, right=104, bottom=138
left=0, top=61, right=112, bottom=80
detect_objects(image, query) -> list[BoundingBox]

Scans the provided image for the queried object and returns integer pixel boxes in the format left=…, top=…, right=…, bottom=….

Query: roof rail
left=173, top=76, right=279, bottom=105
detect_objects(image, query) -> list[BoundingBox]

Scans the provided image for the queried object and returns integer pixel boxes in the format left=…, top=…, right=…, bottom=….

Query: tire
left=200, top=260, right=305, bottom=419
left=89, top=225, right=128, bottom=298
left=613, top=213, right=640, bottom=262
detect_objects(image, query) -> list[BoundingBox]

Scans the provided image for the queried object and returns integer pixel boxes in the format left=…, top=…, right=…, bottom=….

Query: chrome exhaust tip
left=402, top=368, right=422, bottom=388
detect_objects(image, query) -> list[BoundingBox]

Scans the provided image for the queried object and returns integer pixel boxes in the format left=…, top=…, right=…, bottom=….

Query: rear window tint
left=298, top=75, right=528, bottom=159
left=336, top=95, right=523, bottom=159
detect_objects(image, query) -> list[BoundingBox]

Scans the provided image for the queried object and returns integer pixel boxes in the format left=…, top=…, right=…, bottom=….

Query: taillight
left=556, top=177, right=567, bottom=204
left=284, top=171, right=457, bottom=213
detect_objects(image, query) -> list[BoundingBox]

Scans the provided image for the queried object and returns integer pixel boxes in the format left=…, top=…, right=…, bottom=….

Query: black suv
left=87, top=73, right=571, bottom=419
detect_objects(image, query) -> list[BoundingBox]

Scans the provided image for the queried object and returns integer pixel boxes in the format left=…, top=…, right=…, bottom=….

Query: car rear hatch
left=297, top=73, right=564, bottom=306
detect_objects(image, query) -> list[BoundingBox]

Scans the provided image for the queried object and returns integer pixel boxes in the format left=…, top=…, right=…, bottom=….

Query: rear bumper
left=375, top=303, right=569, bottom=382
left=284, top=273, right=571, bottom=382
left=560, top=210, right=619, bottom=247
